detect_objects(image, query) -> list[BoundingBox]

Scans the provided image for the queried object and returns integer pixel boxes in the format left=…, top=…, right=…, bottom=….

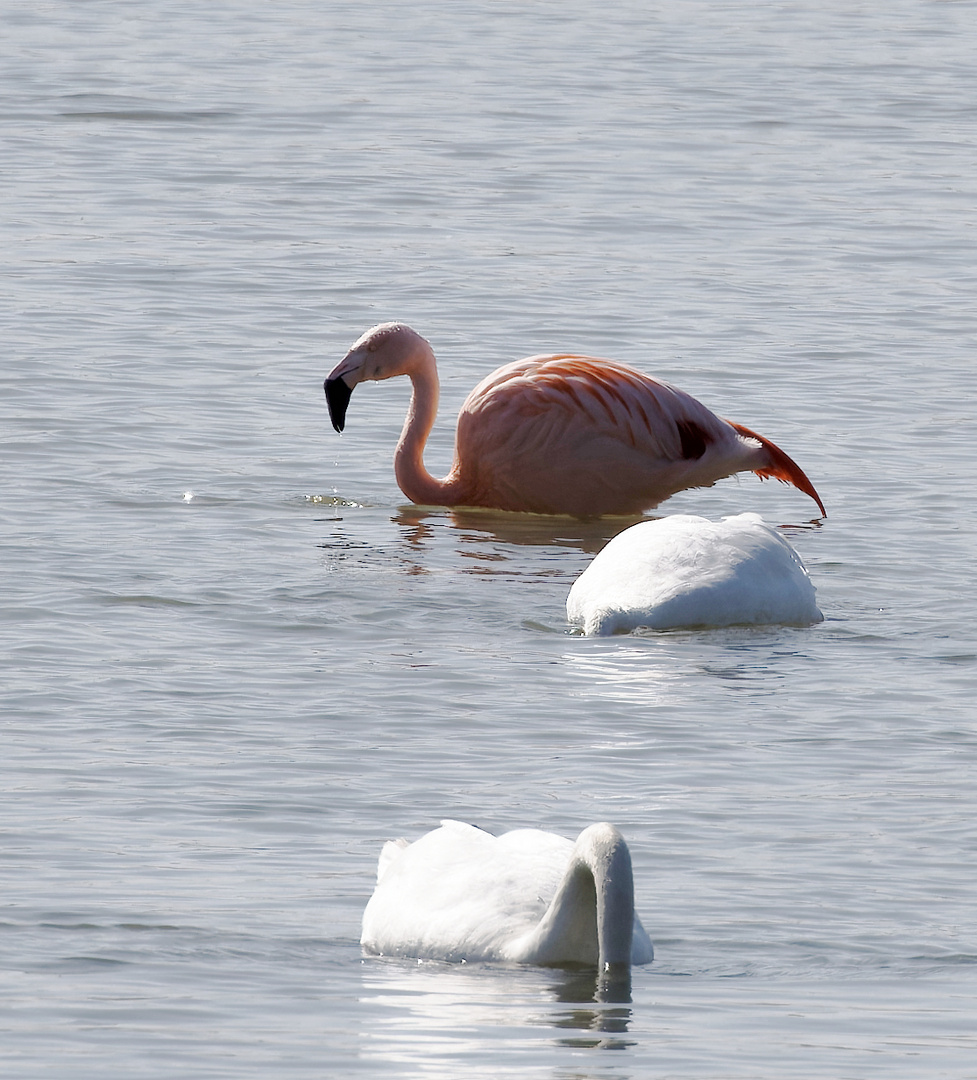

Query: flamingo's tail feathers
left=728, top=421, right=826, bottom=518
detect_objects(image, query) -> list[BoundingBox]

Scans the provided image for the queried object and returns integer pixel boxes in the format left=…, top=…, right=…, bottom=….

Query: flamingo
left=566, top=512, right=823, bottom=635
left=360, top=821, right=653, bottom=989
left=324, top=323, right=825, bottom=519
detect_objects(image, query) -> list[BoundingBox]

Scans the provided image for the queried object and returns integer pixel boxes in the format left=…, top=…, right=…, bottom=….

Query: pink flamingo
left=324, top=323, right=825, bottom=519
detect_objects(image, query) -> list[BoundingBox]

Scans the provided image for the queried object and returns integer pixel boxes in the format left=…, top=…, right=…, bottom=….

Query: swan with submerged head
left=567, top=512, right=823, bottom=635
left=324, top=322, right=825, bottom=519
left=361, top=821, right=653, bottom=988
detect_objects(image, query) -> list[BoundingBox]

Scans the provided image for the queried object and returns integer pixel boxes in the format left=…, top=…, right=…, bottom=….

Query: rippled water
left=3, top=0, right=977, bottom=1076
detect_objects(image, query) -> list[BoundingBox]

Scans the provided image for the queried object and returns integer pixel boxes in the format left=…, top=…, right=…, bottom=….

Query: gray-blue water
left=3, top=1, right=977, bottom=1076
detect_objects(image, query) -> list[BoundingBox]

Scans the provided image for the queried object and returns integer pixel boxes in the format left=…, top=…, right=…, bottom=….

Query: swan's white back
left=567, top=512, right=822, bottom=636
left=360, top=820, right=653, bottom=968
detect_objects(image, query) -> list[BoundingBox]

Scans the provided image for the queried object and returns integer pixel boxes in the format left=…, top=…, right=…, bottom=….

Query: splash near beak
left=324, top=376, right=353, bottom=433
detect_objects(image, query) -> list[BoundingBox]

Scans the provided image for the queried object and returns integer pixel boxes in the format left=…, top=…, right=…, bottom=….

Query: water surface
left=3, top=1, right=977, bottom=1076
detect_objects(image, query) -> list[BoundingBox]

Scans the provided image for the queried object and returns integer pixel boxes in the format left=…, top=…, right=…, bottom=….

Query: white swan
left=361, top=821, right=654, bottom=980
left=567, top=512, right=822, bottom=636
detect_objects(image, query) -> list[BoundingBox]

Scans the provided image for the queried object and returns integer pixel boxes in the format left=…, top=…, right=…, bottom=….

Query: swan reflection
left=539, top=970, right=637, bottom=1049
left=560, top=628, right=805, bottom=708
left=562, top=646, right=689, bottom=709
left=358, top=957, right=638, bottom=1070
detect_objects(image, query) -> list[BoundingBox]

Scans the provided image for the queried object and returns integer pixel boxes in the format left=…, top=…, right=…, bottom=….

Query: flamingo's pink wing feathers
left=454, top=356, right=762, bottom=516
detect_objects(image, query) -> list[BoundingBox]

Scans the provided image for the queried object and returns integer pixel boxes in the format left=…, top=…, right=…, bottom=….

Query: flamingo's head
left=324, top=322, right=432, bottom=433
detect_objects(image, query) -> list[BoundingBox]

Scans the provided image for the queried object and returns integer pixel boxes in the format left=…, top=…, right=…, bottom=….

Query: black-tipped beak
left=324, top=376, right=353, bottom=433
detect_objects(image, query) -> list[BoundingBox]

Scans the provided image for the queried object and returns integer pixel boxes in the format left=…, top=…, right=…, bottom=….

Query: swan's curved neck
left=512, top=823, right=635, bottom=971
left=393, top=357, right=465, bottom=507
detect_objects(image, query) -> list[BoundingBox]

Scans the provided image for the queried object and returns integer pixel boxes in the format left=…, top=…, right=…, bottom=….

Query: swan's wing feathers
left=376, top=838, right=410, bottom=883
left=361, top=824, right=570, bottom=962
left=567, top=513, right=822, bottom=634
left=631, top=912, right=655, bottom=965
left=439, top=818, right=490, bottom=836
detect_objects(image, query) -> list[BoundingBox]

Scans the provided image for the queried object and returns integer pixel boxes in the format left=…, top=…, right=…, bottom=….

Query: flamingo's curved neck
left=393, top=359, right=464, bottom=506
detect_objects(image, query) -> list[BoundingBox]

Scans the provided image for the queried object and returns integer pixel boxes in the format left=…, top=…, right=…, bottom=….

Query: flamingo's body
left=567, top=512, right=823, bottom=635
left=325, top=323, right=825, bottom=519
left=360, top=820, right=653, bottom=978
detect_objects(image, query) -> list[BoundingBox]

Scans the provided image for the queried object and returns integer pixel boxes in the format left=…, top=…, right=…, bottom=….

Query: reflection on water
left=317, top=504, right=630, bottom=582
left=315, top=503, right=664, bottom=598
left=542, top=997, right=636, bottom=1050
left=561, top=647, right=689, bottom=709
left=359, top=957, right=640, bottom=1068
left=394, top=506, right=648, bottom=554
left=550, top=1016, right=636, bottom=1051
left=560, top=628, right=818, bottom=708
left=547, top=966, right=632, bottom=1006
